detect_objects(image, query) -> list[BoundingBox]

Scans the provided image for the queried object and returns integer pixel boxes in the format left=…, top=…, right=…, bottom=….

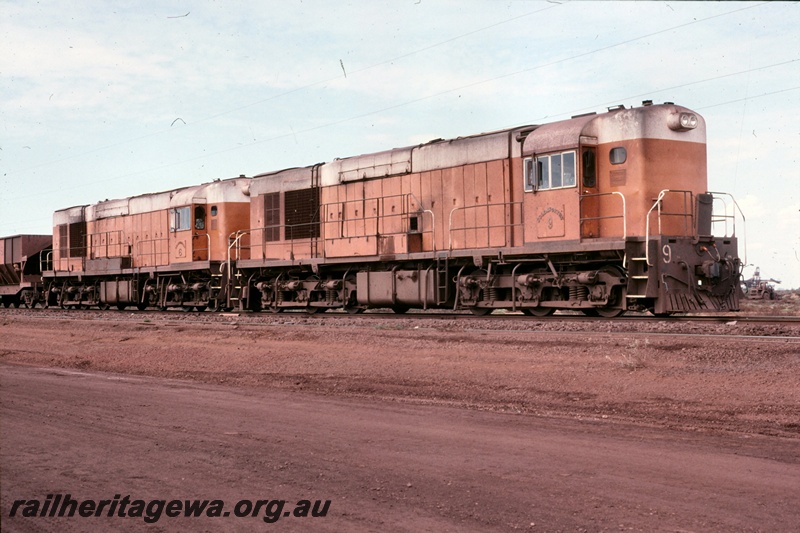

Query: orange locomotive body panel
left=309, top=157, right=515, bottom=257
left=299, top=139, right=517, bottom=259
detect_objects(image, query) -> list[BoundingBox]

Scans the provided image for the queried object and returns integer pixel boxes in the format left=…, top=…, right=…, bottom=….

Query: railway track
left=3, top=306, right=799, bottom=327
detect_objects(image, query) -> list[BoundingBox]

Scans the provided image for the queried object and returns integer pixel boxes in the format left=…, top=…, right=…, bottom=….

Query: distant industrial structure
left=742, top=267, right=780, bottom=300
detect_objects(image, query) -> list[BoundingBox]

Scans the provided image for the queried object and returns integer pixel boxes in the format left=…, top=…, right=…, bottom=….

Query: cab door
left=191, top=204, right=208, bottom=261
left=579, top=139, right=600, bottom=239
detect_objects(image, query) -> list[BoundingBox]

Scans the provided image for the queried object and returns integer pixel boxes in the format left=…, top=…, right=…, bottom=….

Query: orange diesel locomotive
left=42, top=102, right=742, bottom=316
left=44, top=177, right=250, bottom=310
left=231, top=101, right=742, bottom=316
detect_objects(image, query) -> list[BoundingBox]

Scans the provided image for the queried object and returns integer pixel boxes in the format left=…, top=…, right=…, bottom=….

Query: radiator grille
left=284, top=188, right=320, bottom=240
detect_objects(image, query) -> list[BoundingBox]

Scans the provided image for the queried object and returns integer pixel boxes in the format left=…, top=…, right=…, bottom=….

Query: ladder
left=229, top=271, right=244, bottom=309
left=219, top=261, right=245, bottom=310
left=625, top=240, right=649, bottom=302
left=435, top=254, right=449, bottom=305
left=210, top=272, right=223, bottom=307
left=627, top=256, right=649, bottom=300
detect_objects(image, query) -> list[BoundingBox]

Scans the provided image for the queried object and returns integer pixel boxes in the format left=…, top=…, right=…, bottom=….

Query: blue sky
left=2, top=1, right=798, bottom=287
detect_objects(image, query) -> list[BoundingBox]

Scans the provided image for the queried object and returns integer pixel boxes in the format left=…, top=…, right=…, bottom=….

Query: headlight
left=668, top=112, right=699, bottom=131
left=680, top=113, right=698, bottom=129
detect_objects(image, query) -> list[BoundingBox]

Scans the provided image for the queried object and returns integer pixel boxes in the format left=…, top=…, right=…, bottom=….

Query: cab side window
left=169, top=206, right=191, bottom=232
left=523, top=151, right=576, bottom=192
left=538, top=157, right=550, bottom=190
left=524, top=158, right=535, bottom=192
left=194, top=206, right=206, bottom=230
left=610, top=147, right=627, bottom=165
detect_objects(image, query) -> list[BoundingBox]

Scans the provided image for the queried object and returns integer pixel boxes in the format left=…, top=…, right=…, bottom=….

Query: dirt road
left=3, top=364, right=799, bottom=532
left=1, top=311, right=800, bottom=531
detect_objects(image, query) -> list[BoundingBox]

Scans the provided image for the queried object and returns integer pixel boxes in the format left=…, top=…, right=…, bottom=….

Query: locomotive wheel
left=581, top=309, right=599, bottom=317
left=470, top=307, right=493, bottom=316
left=594, top=269, right=626, bottom=318
left=343, top=283, right=363, bottom=314
left=594, top=307, right=625, bottom=318
left=305, top=306, right=322, bottom=315
left=2, top=300, right=10, bottom=308
left=136, top=303, right=147, bottom=311
left=196, top=306, right=207, bottom=312
left=522, top=307, right=555, bottom=317
left=116, top=304, right=127, bottom=311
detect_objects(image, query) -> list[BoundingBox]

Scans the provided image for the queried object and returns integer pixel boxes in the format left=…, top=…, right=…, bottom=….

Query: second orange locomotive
left=43, top=101, right=743, bottom=316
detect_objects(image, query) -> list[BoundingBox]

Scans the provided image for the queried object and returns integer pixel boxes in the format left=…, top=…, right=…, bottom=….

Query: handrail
left=645, top=190, right=666, bottom=267
left=232, top=193, right=437, bottom=262
left=227, top=230, right=249, bottom=265
left=707, top=191, right=744, bottom=238
left=86, top=229, right=128, bottom=259
left=224, top=230, right=250, bottom=308
left=405, top=193, right=436, bottom=250
left=645, top=189, right=694, bottom=266
left=134, top=237, right=170, bottom=266
left=229, top=222, right=318, bottom=263
left=579, top=191, right=627, bottom=239
left=708, top=191, right=747, bottom=265
left=447, top=201, right=523, bottom=250
left=191, top=233, right=211, bottom=260
left=133, top=234, right=210, bottom=265
left=45, top=247, right=89, bottom=273
left=41, top=250, right=53, bottom=273
left=323, top=192, right=433, bottom=242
